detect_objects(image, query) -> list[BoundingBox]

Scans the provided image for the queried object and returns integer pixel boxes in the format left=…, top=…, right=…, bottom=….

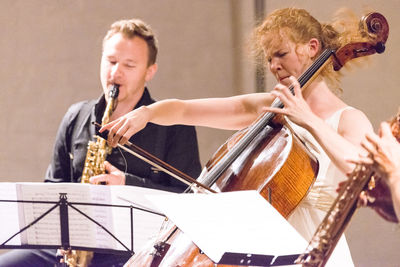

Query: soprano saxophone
left=65, top=84, right=119, bottom=267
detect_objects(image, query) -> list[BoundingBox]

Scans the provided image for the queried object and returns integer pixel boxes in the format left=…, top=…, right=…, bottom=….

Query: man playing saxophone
left=0, top=18, right=201, bottom=267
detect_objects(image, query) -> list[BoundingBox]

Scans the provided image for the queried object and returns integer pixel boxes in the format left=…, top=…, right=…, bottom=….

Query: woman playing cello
left=101, top=7, right=375, bottom=266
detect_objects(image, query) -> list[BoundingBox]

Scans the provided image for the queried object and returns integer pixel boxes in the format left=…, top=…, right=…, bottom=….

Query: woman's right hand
left=100, top=105, right=151, bottom=147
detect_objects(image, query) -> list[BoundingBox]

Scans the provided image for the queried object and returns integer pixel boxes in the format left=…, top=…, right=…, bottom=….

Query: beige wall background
left=0, top=0, right=398, bottom=266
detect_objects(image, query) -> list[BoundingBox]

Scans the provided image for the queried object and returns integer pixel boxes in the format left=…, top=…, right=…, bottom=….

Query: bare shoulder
left=341, top=107, right=370, bottom=123
left=338, top=107, right=373, bottom=136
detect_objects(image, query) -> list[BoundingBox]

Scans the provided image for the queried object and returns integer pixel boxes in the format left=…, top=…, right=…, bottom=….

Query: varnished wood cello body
left=124, top=12, right=389, bottom=267
left=127, top=114, right=319, bottom=267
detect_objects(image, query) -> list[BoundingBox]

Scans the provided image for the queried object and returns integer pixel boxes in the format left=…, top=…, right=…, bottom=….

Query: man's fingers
left=89, top=175, right=108, bottom=185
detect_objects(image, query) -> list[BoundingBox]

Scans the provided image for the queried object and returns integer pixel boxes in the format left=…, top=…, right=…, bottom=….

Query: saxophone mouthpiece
left=109, top=84, right=120, bottom=99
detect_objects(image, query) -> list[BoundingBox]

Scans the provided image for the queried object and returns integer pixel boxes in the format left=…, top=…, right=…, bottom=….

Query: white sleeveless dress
left=286, top=106, right=355, bottom=267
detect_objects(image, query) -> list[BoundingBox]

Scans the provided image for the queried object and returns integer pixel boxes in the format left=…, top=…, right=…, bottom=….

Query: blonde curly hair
left=252, top=7, right=368, bottom=94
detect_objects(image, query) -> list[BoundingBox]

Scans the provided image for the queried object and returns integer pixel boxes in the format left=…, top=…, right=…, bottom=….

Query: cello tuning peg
left=375, top=42, right=385, bottom=54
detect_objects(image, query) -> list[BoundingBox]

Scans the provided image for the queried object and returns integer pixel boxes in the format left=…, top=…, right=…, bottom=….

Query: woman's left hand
left=263, top=76, right=315, bottom=128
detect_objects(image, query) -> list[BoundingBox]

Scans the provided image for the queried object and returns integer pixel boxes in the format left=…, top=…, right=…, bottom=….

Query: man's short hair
left=103, top=19, right=158, bottom=66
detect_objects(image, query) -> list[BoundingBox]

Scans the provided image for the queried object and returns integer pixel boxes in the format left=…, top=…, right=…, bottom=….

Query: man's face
left=100, top=33, right=156, bottom=105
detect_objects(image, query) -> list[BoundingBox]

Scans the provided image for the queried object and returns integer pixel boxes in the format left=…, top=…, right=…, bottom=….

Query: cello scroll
left=332, top=12, right=388, bottom=71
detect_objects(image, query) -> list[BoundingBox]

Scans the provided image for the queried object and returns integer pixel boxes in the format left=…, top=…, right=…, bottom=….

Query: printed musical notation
left=0, top=182, right=171, bottom=252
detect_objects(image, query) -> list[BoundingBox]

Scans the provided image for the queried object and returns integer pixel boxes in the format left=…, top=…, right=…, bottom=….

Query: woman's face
left=265, top=37, right=313, bottom=87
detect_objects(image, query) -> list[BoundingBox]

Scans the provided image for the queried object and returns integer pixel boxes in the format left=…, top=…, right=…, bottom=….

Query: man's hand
left=56, top=249, right=76, bottom=264
left=89, top=161, right=126, bottom=185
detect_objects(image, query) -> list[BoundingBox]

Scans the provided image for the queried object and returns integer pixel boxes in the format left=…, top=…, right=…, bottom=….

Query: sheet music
left=147, top=190, right=308, bottom=263
left=110, top=185, right=172, bottom=251
left=0, top=183, right=20, bottom=245
left=0, top=182, right=170, bottom=253
left=89, top=185, right=115, bottom=249
left=17, top=183, right=113, bottom=248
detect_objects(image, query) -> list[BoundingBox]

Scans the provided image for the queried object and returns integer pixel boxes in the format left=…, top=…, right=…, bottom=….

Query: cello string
left=201, top=49, right=334, bottom=187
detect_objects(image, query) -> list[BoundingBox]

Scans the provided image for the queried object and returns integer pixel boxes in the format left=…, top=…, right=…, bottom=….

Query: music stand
left=0, top=191, right=165, bottom=263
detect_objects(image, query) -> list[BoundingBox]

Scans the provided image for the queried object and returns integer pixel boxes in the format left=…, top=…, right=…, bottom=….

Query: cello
left=120, top=12, right=389, bottom=267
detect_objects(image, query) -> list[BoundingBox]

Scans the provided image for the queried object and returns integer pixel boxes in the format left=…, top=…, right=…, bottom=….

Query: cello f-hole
left=268, top=187, right=272, bottom=204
